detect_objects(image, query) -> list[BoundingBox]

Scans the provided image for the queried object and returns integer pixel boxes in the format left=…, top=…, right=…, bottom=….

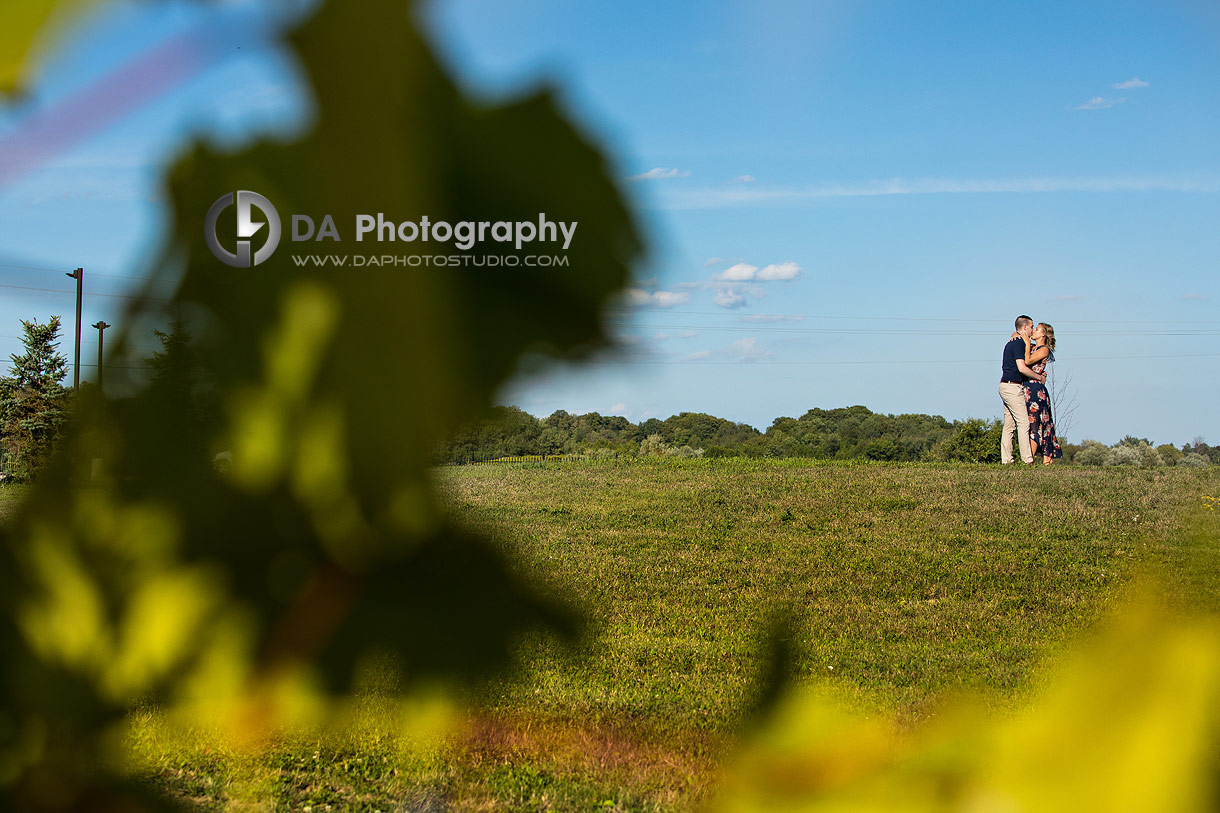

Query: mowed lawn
left=439, top=459, right=1220, bottom=727
left=2, top=462, right=1218, bottom=810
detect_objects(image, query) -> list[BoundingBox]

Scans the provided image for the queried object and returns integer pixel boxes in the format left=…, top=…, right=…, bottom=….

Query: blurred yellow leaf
left=0, top=0, right=97, bottom=95
left=714, top=595, right=1220, bottom=812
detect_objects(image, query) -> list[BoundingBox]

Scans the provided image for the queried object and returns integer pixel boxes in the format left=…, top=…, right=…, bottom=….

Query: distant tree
left=863, top=435, right=898, bottom=461
left=1157, top=444, right=1183, bottom=465
left=1105, top=445, right=1143, bottom=467
left=128, top=319, right=223, bottom=477
left=1060, top=441, right=1083, bottom=464
left=0, top=316, right=71, bottom=479
left=639, top=433, right=667, bottom=456
left=1075, top=440, right=1109, bottom=466
left=934, top=418, right=1002, bottom=463
left=636, top=417, right=666, bottom=441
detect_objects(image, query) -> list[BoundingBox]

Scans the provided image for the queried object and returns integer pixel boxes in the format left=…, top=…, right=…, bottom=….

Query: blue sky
left=1, top=0, right=1218, bottom=444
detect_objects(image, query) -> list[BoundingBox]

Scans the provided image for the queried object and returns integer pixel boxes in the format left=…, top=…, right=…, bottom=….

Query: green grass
left=7, top=460, right=1220, bottom=809
left=0, top=482, right=25, bottom=524
left=444, top=460, right=1219, bottom=720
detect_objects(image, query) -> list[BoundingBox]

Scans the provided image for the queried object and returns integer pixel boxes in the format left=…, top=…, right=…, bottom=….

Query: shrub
left=1075, top=440, right=1109, bottom=466
left=1157, top=444, right=1184, bottom=465
left=1105, top=445, right=1143, bottom=467
left=935, top=418, right=1002, bottom=463
left=639, top=433, right=667, bottom=457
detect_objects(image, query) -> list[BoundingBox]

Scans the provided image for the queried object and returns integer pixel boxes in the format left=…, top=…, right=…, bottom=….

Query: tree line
left=438, top=405, right=1220, bottom=467
left=2, top=314, right=1216, bottom=479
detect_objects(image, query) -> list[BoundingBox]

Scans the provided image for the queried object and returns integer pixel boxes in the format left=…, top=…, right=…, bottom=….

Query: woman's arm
left=1023, top=340, right=1050, bottom=366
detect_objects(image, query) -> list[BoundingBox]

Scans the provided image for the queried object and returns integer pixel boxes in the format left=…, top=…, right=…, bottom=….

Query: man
left=998, top=315, right=1044, bottom=465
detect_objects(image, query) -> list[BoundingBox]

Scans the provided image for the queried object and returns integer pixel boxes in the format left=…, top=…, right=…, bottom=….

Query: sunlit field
left=4, top=460, right=1218, bottom=810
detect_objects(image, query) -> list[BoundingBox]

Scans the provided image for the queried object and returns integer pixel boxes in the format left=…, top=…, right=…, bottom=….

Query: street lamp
left=91, top=321, right=111, bottom=394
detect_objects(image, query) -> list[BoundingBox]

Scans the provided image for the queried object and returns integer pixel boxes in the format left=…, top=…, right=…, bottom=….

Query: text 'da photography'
left=2, top=1, right=1219, bottom=811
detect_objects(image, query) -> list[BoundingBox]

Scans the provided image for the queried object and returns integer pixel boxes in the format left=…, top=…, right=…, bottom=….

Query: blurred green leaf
left=1, top=0, right=641, bottom=807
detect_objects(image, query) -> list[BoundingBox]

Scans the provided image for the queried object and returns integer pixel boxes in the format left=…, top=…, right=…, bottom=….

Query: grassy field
left=3, top=461, right=1219, bottom=810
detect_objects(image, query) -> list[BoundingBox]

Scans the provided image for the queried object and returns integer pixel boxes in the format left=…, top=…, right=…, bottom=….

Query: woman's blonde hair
left=1037, top=322, right=1056, bottom=352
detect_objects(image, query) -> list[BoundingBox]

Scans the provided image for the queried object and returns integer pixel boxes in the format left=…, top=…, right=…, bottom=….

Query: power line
left=606, top=308, right=1220, bottom=326
left=0, top=262, right=172, bottom=283
left=609, top=321, right=1220, bottom=337
left=0, top=282, right=173, bottom=303
left=584, top=352, right=1220, bottom=366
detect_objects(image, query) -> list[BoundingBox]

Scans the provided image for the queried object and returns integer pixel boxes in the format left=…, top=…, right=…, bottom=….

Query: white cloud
left=1075, top=96, right=1126, bottom=110
left=714, top=288, right=748, bottom=309
left=741, top=313, right=805, bottom=323
left=728, top=337, right=772, bottom=362
left=703, top=257, right=724, bottom=266
left=731, top=174, right=756, bottom=183
left=1114, top=77, right=1149, bottom=89
left=628, top=167, right=691, bottom=181
left=624, top=288, right=690, bottom=308
left=684, top=350, right=711, bottom=361
left=609, top=403, right=628, bottom=414
left=757, top=261, right=802, bottom=280
left=717, top=262, right=758, bottom=281
left=1179, top=292, right=1212, bottom=301
left=678, top=330, right=697, bottom=338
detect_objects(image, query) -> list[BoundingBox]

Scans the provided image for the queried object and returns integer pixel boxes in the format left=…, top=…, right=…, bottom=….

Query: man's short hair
left=1015, top=315, right=1033, bottom=330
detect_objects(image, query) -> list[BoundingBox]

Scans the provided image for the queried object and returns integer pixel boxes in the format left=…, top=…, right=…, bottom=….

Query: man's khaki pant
left=998, top=382, right=1033, bottom=464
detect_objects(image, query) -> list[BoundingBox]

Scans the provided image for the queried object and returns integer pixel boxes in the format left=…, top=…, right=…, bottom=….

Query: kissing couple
left=998, top=314, right=1063, bottom=466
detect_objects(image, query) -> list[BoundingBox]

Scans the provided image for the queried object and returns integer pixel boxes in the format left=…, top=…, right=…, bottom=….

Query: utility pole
left=66, top=267, right=82, bottom=389
left=92, top=321, right=111, bottom=394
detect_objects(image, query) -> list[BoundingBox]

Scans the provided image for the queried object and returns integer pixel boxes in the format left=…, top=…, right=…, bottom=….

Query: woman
left=1020, top=323, right=1062, bottom=464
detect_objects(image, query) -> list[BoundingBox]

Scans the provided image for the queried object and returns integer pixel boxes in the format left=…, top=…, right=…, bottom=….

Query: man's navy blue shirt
left=1000, top=338, right=1027, bottom=383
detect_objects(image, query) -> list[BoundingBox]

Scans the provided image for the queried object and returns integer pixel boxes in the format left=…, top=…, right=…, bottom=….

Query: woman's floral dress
left=1024, top=345, right=1062, bottom=460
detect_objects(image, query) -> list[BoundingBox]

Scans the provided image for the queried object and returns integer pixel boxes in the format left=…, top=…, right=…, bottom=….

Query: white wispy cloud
left=662, top=175, right=1220, bottom=209
left=684, top=350, right=711, bottom=361
left=757, top=261, right=802, bottom=280
left=609, top=403, right=628, bottom=414
left=703, top=257, right=724, bottom=266
left=1114, top=77, right=1149, bottom=89
left=713, top=260, right=802, bottom=282
left=1179, top=292, right=1212, bottom=301
left=628, top=167, right=691, bottom=181
left=1075, top=96, right=1126, bottom=110
left=731, top=174, right=756, bottom=183
left=728, top=337, right=772, bottom=362
left=714, top=288, right=749, bottom=309
left=716, top=262, right=758, bottom=281
left=624, top=288, right=690, bottom=308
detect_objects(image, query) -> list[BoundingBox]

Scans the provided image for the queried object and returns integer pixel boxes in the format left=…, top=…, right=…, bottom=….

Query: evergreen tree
left=133, top=319, right=218, bottom=478
left=0, top=316, right=71, bottom=479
